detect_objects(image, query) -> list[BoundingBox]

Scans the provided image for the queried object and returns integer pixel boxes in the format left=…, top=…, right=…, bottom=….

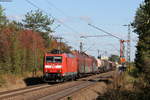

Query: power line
left=83, top=43, right=96, bottom=52
left=88, top=23, right=122, bottom=40
left=25, top=0, right=40, bottom=9
left=45, top=0, right=69, bottom=18
left=44, top=0, right=83, bottom=38
left=80, top=35, right=111, bottom=38
left=25, top=0, right=81, bottom=37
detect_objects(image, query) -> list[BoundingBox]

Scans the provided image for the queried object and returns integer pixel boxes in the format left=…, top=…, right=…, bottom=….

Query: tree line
left=132, top=0, right=150, bottom=86
left=96, top=0, right=150, bottom=99
left=0, top=5, right=71, bottom=75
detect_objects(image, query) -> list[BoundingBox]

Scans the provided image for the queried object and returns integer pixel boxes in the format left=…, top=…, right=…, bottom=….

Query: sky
left=0, top=0, right=144, bottom=61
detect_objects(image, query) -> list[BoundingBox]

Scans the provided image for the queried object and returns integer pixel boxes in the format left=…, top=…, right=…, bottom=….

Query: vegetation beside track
left=96, top=0, right=150, bottom=99
left=0, top=5, right=71, bottom=90
left=97, top=69, right=150, bottom=100
left=0, top=71, right=43, bottom=92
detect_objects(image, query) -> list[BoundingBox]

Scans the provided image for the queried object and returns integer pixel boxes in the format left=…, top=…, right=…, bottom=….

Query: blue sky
left=0, top=0, right=143, bottom=61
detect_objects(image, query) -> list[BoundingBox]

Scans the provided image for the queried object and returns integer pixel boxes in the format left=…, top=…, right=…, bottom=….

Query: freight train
left=43, top=50, right=115, bottom=82
left=96, top=59, right=116, bottom=73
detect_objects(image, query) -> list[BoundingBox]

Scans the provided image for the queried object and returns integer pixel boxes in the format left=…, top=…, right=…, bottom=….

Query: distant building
left=101, top=56, right=109, bottom=60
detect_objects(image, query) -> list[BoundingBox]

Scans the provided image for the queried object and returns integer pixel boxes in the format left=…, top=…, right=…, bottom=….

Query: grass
left=97, top=88, right=150, bottom=100
left=0, top=75, right=6, bottom=87
left=96, top=68, right=150, bottom=100
left=0, top=70, right=43, bottom=91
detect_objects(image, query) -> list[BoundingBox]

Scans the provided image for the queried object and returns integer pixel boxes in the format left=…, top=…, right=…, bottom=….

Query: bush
left=97, top=88, right=150, bottom=100
left=128, top=67, right=139, bottom=78
left=0, top=75, right=6, bottom=87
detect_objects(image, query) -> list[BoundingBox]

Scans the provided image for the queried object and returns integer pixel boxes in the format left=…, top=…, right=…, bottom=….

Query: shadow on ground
left=87, top=79, right=112, bottom=84
left=98, top=79, right=112, bottom=84
left=24, top=77, right=61, bottom=86
left=24, top=77, right=44, bottom=86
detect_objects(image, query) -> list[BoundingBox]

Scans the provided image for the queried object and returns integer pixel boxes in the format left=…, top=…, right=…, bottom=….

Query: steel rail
left=0, top=71, right=114, bottom=100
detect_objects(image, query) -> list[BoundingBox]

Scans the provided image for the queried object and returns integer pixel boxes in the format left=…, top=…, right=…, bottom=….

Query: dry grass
left=96, top=71, right=150, bottom=100
left=0, top=71, right=43, bottom=92
left=62, top=71, right=139, bottom=100
left=0, top=74, right=26, bottom=92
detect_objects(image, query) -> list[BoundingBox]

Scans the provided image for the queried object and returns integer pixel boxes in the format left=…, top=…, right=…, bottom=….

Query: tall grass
left=96, top=69, right=150, bottom=100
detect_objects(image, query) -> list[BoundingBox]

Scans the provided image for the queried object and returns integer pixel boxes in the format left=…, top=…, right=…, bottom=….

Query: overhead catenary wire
left=25, top=0, right=82, bottom=37
left=45, top=0, right=127, bottom=43
left=25, top=0, right=40, bottom=10
left=44, top=0, right=83, bottom=40
left=24, top=0, right=81, bottom=53
left=80, top=35, right=111, bottom=38
left=83, top=43, right=96, bottom=52
left=88, top=23, right=123, bottom=40
left=45, top=0, right=70, bottom=18
left=26, top=0, right=111, bottom=52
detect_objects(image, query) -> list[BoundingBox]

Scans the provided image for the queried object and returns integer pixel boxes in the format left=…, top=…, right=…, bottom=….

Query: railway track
left=0, top=71, right=114, bottom=100
left=39, top=81, right=94, bottom=100
left=0, top=83, right=50, bottom=99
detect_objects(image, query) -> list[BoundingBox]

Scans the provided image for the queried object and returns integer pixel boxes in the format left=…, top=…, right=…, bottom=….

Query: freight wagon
left=96, top=59, right=116, bottom=73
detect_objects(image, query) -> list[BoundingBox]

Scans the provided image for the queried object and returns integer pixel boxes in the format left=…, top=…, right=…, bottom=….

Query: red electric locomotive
left=43, top=50, right=97, bottom=82
left=43, top=51, right=78, bottom=82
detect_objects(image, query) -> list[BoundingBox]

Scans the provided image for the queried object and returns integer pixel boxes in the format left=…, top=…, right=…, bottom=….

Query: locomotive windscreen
left=46, top=56, right=62, bottom=63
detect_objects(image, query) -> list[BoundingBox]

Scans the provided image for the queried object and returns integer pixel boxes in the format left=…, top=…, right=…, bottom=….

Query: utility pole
left=98, top=49, right=100, bottom=57
left=104, top=51, right=107, bottom=57
left=55, top=37, right=63, bottom=53
left=127, top=25, right=131, bottom=66
left=88, top=23, right=127, bottom=66
left=123, top=24, right=131, bottom=71
left=49, top=25, right=61, bottom=48
left=80, top=42, right=83, bottom=53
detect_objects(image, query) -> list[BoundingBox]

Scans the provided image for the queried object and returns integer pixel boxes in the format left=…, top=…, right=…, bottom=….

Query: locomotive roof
left=46, top=49, right=96, bottom=59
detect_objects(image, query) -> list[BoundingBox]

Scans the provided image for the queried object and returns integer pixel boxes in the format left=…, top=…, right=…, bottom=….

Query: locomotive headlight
left=45, top=65, right=52, bottom=68
left=55, top=65, right=62, bottom=68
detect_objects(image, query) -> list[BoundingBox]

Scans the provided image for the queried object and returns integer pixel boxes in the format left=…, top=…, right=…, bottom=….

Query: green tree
left=109, top=54, right=119, bottom=62
left=22, top=10, right=53, bottom=75
left=22, top=9, right=54, bottom=44
left=10, top=31, right=22, bottom=74
left=0, top=5, right=8, bottom=26
left=132, top=0, right=150, bottom=83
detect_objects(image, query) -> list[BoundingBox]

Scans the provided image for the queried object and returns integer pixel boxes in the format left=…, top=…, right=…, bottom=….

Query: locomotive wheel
left=71, top=75, right=75, bottom=81
left=60, top=78, right=64, bottom=82
left=74, top=76, right=77, bottom=81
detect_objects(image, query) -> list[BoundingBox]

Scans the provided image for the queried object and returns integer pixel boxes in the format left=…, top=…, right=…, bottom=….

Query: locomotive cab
left=43, top=54, right=64, bottom=82
left=43, top=52, right=78, bottom=82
